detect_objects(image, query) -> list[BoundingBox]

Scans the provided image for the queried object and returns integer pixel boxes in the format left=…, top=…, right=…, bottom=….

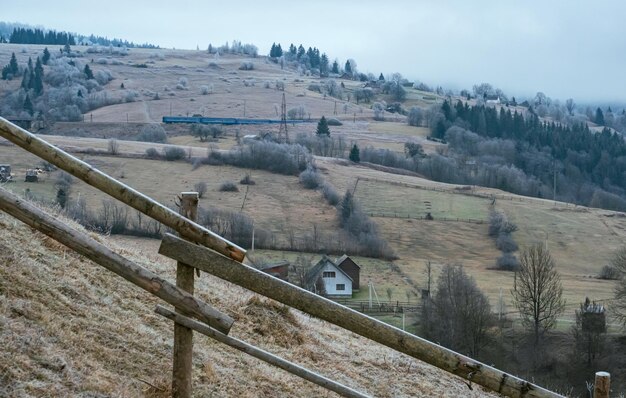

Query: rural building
left=259, top=261, right=289, bottom=281
left=335, top=254, right=361, bottom=291
left=24, top=169, right=38, bottom=182
left=485, top=95, right=501, bottom=105
left=305, top=255, right=353, bottom=297
left=0, top=164, right=11, bottom=182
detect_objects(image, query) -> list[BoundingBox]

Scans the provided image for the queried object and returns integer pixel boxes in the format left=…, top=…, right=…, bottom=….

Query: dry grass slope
left=0, top=209, right=497, bottom=397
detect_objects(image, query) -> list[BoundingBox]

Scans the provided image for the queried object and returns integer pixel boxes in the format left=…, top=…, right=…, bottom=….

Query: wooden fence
left=0, top=117, right=589, bottom=397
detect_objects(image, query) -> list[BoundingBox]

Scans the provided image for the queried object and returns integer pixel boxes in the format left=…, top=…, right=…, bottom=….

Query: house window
left=322, top=271, right=336, bottom=278
left=336, top=284, right=345, bottom=291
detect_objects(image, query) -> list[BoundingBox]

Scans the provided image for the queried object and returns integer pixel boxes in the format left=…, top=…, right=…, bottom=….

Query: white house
left=305, top=255, right=353, bottom=297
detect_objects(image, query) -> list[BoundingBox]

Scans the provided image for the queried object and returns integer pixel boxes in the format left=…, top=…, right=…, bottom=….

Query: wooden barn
left=259, top=261, right=289, bottom=281
left=305, top=255, right=353, bottom=297
left=335, top=254, right=361, bottom=291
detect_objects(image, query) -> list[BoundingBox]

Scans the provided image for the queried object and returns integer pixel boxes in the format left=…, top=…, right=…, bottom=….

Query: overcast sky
left=3, top=1, right=625, bottom=103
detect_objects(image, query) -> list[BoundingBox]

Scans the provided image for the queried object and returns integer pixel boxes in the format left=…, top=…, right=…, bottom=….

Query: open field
left=2, top=138, right=619, bottom=323
left=0, top=211, right=494, bottom=397
left=0, top=43, right=622, bottom=325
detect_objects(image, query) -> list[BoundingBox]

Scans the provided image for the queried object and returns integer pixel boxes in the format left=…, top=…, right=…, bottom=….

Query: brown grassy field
left=0, top=43, right=621, bottom=330
left=0, top=210, right=497, bottom=397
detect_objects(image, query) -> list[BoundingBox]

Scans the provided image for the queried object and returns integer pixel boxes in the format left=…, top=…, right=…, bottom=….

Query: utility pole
left=553, top=160, right=557, bottom=203
left=278, top=92, right=288, bottom=143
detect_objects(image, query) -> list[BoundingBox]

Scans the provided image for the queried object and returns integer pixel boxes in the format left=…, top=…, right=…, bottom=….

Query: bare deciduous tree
left=512, top=244, right=565, bottom=346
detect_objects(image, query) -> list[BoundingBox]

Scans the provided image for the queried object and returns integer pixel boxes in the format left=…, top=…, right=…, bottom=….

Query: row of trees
left=269, top=41, right=360, bottom=78
left=431, top=100, right=626, bottom=209
left=9, top=27, right=75, bottom=45
left=422, top=245, right=564, bottom=356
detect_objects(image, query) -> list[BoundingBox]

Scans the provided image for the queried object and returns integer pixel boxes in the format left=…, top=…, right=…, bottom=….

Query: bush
left=598, top=264, right=620, bottom=280
left=496, top=233, right=518, bottom=252
left=299, top=167, right=323, bottom=189
left=107, top=139, right=119, bottom=155
left=205, top=141, right=311, bottom=175
left=200, top=85, right=209, bottom=95
left=321, top=182, right=340, bottom=206
left=219, top=181, right=239, bottom=192
left=138, top=124, right=167, bottom=143
left=496, top=253, right=520, bottom=271
left=239, top=62, right=254, bottom=70
left=240, top=174, right=256, bottom=185
left=145, top=147, right=160, bottom=158
left=163, top=146, right=186, bottom=161
left=326, top=118, right=342, bottom=126
left=194, top=181, right=208, bottom=198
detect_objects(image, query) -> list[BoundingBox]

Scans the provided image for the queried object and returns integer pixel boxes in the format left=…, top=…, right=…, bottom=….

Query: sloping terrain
left=0, top=208, right=497, bottom=397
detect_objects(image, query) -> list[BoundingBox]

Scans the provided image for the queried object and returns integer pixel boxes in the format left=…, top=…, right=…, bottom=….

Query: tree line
left=9, top=27, right=75, bottom=45
left=431, top=100, right=626, bottom=209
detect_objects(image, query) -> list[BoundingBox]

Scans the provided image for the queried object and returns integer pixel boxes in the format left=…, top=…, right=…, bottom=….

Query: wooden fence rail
left=0, top=118, right=571, bottom=398
left=159, top=233, right=564, bottom=398
left=155, top=305, right=371, bottom=398
left=0, top=186, right=233, bottom=334
left=0, top=117, right=246, bottom=262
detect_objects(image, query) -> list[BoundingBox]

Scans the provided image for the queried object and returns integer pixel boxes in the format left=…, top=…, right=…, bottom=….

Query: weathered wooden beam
left=159, top=233, right=564, bottom=398
left=0, top=187, right=233, bottom=334
left=155, top=305, right=371, bottom=398
left=0, top=117, right=246, bottom=262
left=173, top=192, right=198, bottom=398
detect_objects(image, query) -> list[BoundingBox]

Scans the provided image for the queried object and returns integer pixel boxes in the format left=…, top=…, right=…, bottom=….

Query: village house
left=304, top=255, right=361, bottom=297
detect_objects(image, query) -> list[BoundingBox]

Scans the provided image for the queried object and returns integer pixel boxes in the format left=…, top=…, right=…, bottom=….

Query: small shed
left=259, top=261, right=290, bottom=282
left=0, top=164, right=11, bottom=182
left=335, top=254, right=361, bottom=291
left=305, top=255, right=353, bottom=297
left=25, top=169, right=38, bottom=183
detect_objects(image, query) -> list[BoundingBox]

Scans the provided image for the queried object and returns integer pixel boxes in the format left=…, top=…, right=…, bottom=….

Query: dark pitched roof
left=335, top=254, right=360, bottom=269
left=259, top=261, right=289, bottom=271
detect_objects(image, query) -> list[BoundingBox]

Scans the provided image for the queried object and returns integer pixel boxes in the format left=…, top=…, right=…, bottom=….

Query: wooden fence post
left=173, top=192, right=198, bottom=398
left=593, top=372, right=610, bottom=398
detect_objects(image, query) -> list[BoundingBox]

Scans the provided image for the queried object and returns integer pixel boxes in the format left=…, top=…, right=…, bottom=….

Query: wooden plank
left=0, top=117, right=246, bottom=262
left=0, top=186, right=233, bottom=334
left=159, top=233, right=564, bottom=398
left=173, top=193, right=198, bottom=398
left=593, top=372, right=610, bottom=398
left=155, top=305, right=371, bottom=398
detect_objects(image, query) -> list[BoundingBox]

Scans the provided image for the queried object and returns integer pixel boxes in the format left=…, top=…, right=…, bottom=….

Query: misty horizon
left=2, top=1, right=626, bottom=104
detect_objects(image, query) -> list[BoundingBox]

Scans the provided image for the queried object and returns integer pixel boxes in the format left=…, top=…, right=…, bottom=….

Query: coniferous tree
left=276, top=43, right=283, bottom=57
left=344, top=60, right=352, bottom=75
left=289, top=43, right=296, bottom=55
left=316, top=116, right=330, bottom=137
left=84, top=64, right=94, bottom=80
left=42, top=47, right=50, bottom=65
left=23, top=94, right=34, bottom=115
left=349, top=144, right=360, bottom=162
left=9, top=52, right=18, bottom=75
left=20, top=70, right=30, bottom=90
left=331, top=60, right=339, bottom=74
left=319, top=53, right=329, bottom=77
left=33, top=57, right=43, bottom=96
left=595, top=107, right=605, bottom=125
left=269, top=43, right=276, bottom=57
left=297, top=44, right=305, bottom=60
left=379, top=73, right=385, bottom=81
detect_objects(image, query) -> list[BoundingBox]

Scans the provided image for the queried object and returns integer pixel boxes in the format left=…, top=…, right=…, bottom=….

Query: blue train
left=162, top=116, right=310, bottom=125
